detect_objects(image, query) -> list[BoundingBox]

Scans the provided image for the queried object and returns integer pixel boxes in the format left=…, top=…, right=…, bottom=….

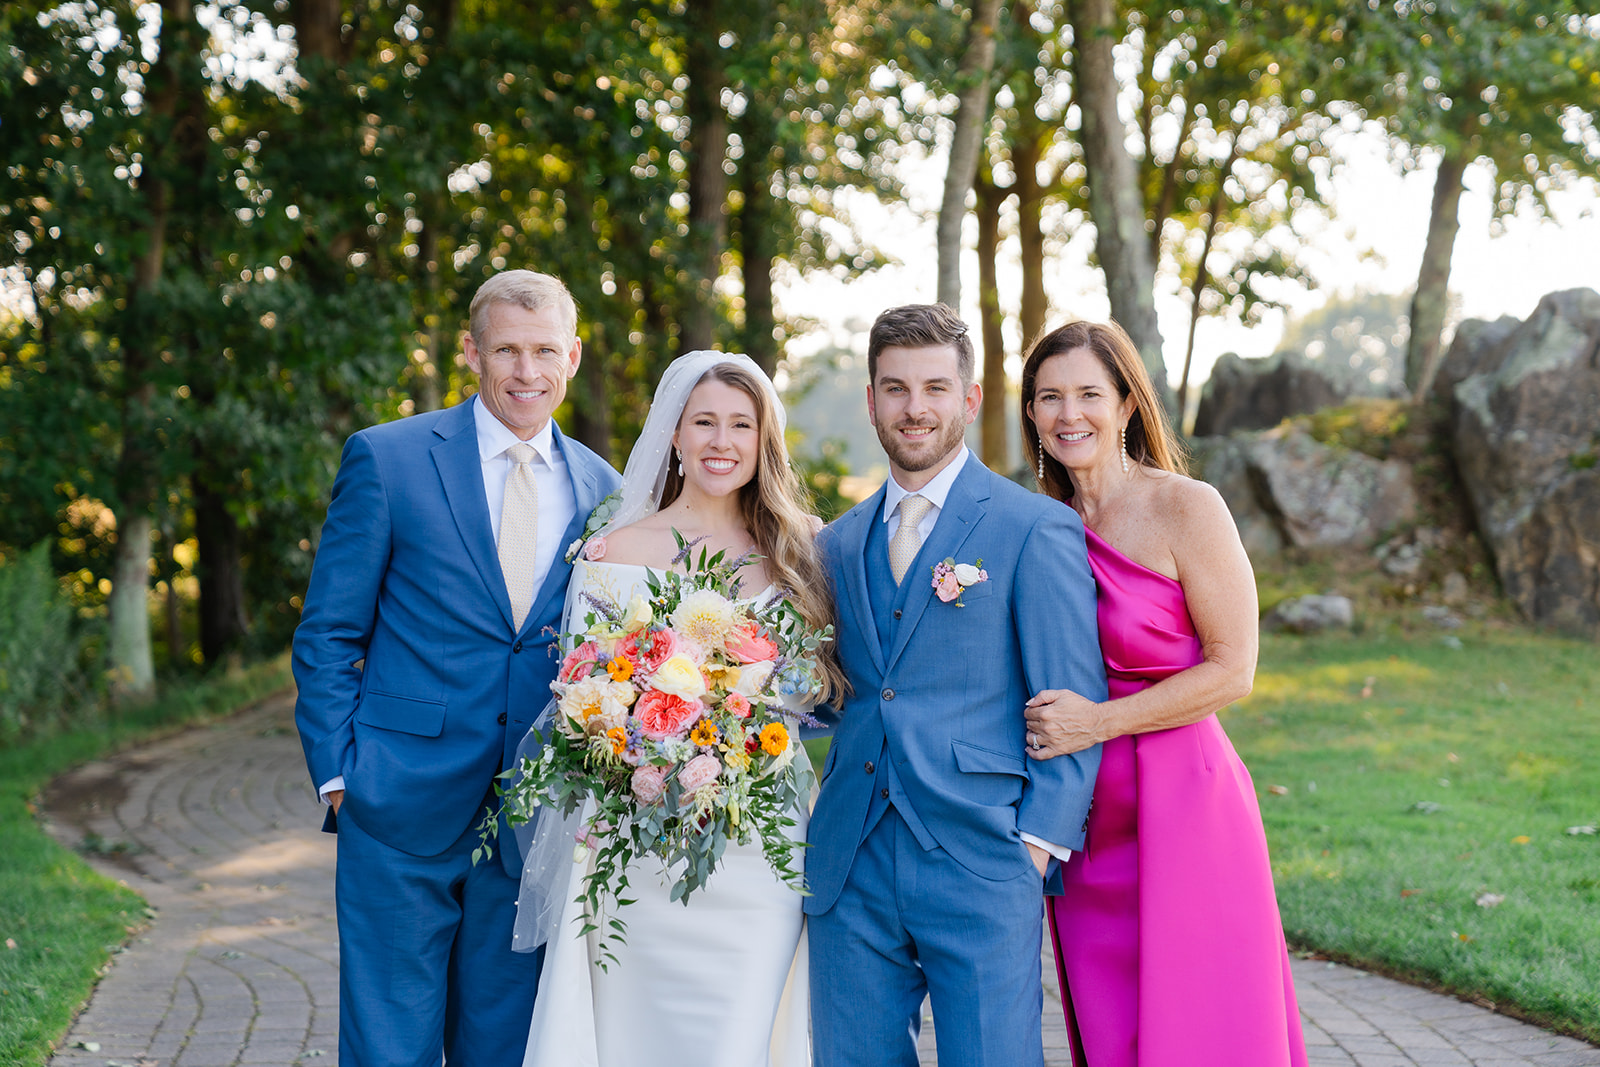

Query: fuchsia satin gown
left=1047, top=527, right=1308, bottom=1067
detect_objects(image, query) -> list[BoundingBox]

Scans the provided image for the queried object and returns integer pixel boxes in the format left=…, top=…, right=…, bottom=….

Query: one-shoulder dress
left=1047, top=528, right=1308, bottom=1067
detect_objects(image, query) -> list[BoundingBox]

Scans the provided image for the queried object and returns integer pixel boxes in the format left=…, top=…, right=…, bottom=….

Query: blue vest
left=862, top=509, right=938, bottom=849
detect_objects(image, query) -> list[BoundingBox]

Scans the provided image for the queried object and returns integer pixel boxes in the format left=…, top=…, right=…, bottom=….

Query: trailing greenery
left=1229, top=627, right=1600, bottom=1043
left=0, top=656, right=291, bottom=1067
left=0, top=543, right=99, bottom=744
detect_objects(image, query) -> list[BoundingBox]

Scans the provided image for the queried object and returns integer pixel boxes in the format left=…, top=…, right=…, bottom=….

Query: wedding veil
left=511, top=350, right=788, bottom=953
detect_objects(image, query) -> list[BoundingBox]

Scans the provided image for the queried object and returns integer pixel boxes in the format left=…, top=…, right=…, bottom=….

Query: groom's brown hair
left=867, top=304, right=975, bottom=386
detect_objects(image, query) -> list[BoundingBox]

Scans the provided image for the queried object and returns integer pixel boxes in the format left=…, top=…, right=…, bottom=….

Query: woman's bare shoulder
left=594, top=521, right=676, bottom=568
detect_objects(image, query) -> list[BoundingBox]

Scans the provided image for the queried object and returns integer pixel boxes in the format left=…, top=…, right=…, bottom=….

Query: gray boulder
left=1188, top=436, right=1286, bottom=559
left=1431, top=314, right=1521, bottom=405
left=1247, top=428, right=1417, bottom=550
left=1263, top=594, right=1355, bottom=634
left=1450, top=288, right=1600, bottom=632
left=1194, top=348, right=1404, bottom=437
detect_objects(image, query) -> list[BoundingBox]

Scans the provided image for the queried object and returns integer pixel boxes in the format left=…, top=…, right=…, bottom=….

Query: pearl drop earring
left=676, top=449, right=684, bottom=478
left=1120, top=425, right=1130, bottom=474
left=1037, top=447, right=1045, bottom=483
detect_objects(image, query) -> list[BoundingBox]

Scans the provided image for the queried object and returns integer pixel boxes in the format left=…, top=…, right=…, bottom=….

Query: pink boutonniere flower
left=930, top=558, right=988, bottom=607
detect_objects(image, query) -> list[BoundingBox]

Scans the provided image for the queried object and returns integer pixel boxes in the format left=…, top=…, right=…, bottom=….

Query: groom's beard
left=873, top=414, right=966, bottom=474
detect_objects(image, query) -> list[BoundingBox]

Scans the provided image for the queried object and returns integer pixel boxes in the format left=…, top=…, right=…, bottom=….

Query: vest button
left=880, top=788, right=890, bottom=800
left=497, top=712, right=508, bottom=725
left=864, top=761, right=875, bottom=774
left=893, top=609, right=902, bottom=619
left=882, top=688, right=895, bottom=701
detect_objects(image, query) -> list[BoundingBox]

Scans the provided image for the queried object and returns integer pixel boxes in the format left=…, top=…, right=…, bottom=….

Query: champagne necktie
left=888, top=494, right=932, bottom=585
left=499, top=443, right=540, bottom=630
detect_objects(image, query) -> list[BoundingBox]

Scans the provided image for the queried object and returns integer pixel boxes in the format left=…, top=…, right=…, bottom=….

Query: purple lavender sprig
left=583, top=591, right=622, bottom=625
left=671, top=534, right=711, bottom=566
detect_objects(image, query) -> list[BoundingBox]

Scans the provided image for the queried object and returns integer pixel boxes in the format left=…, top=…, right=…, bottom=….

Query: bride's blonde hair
left=659, top=363, right=849, bottom=703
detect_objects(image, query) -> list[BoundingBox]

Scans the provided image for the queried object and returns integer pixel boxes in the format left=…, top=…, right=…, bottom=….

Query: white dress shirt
left=320, top=402, right=578, bottom=804
left=880, top=446, right=1072, bottom=866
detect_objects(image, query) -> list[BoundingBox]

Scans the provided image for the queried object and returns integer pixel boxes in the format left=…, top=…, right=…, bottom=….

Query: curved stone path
left=39, top=692, right=1600, bottom=1067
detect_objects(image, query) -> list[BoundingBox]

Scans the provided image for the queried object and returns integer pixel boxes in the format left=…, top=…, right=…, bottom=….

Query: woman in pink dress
left=1018, top=319, right=1308, bottom=1067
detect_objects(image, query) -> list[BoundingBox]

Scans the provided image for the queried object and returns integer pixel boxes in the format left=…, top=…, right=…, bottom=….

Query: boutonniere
left=565, top=490, right=622, bottom=563
left=931, top=558, right=988, bottom=607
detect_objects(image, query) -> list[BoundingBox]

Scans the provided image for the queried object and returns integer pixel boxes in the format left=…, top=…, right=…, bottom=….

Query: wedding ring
left=1028, top=732, right=1040, bottom=750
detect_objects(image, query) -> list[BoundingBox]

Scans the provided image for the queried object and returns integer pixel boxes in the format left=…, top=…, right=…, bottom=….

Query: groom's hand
left=328, top=789, right=344, bottom=815
left=1026, top=842, right=1049, bottom=878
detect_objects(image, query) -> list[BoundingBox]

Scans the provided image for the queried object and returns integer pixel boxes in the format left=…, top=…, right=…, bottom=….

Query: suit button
left=882, top=688, right=895, bottom=701
left=512, top=641, right=523, bottom=654
left=864, top=761, right=875, bottom=774
left=497, top=712, right=508, bottom=725
left=880, top=788, right=890, bottom=800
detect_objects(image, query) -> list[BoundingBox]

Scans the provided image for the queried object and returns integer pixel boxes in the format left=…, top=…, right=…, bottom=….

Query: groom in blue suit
left=807, top=304, right=1107, bottom=1067
left=293, top=270, right=620, bottom=1066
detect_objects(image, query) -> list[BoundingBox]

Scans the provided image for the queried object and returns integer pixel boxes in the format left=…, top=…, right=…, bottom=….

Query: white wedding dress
left=521, top=559, right=811, bottom=1067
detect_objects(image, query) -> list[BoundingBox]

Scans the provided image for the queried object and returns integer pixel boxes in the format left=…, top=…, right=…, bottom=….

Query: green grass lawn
left=1226, top=627, right=1600, bottom=1042
left=0, top=657, right=291, bottom=1067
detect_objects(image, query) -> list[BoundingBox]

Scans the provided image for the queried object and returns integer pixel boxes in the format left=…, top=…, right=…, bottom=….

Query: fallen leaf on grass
left=1451, top=931, right=1474, bottom=943
left=1360, top=676, right=1376, bottom=699
left=1411, top=801, right=1442, bottom=814
left=1267, top=784, right=1289, bottom=796
left=1475, top=893, right=1505, bottom=908
left=1566, top=825, right=1597, bottom=836
left=1400, top=888, right=1420, bottom=898
left=4, top=938, right=14, bottom=950
left=74, top=1041, right=100, bottom=1052
left=1511, top=835, right=1531, bottom=845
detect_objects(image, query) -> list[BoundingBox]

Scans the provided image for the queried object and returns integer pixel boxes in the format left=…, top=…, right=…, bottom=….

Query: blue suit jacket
left=805, top=457, right=1107, bottom=914
left=292, top=398, right=620, bottom=868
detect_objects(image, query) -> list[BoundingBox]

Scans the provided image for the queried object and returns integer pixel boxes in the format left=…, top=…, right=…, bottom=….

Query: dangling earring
left=1120, top=425, right=1130, bottom=474
left=1037, top=447, right=1045, bottom=482
left=676, top=449, right=684, bottom=478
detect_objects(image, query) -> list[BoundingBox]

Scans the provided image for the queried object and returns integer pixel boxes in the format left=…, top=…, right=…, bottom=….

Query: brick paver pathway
left=42, top=693, right=1600, bottom=1066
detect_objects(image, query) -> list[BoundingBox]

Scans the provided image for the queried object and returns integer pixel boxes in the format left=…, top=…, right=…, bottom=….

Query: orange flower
left=607, top=655, right=635, bottom=682
left=606, top=726, right=627, bottom=755
left=689, top=719, right=720, bottom=747
left=759, top=722, right=788, bottom=756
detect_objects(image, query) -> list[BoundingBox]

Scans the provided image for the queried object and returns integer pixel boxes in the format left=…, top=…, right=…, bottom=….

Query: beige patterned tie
left=499, top=443, right=540, bottom=631
left=888, top=494, right=932, bottom=585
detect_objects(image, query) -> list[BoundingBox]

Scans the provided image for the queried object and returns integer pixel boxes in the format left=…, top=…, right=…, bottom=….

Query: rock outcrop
left=1194, top=348, right=1404, bottom=437
left=1449, top=289, right=1600, bottom=632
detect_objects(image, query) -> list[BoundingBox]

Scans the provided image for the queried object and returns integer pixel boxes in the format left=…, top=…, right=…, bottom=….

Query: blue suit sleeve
left=1013, top=504, right=1107, bottom=849
left=292, top=433, right=392, bottom=792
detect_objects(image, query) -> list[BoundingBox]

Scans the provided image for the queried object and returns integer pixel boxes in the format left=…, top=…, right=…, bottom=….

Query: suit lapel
left=523, top=424, right=601, bottom=635
left=432, top=398, right=515, bottom=631
left=883, top=460, right=990, bottom=674
left=833, top=490, right=886, bottom=677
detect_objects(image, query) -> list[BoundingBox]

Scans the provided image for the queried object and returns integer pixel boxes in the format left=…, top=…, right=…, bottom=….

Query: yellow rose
left=621, top=593, right=654, bottom=631
left=649, top=653, right=708, bottom=700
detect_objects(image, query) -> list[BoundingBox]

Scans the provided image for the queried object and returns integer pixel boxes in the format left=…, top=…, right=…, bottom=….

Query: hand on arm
left=1025, top=482, right=1257, bottom=759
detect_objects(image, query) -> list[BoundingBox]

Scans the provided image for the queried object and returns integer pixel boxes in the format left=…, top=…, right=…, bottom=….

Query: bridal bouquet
left=497, top=535, right=828, bottom=962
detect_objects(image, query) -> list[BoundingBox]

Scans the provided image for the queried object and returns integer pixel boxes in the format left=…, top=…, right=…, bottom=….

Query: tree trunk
left=569, top=320, right=615, bottom=463
left=193, top=476, right=248, bottom=664
left=974, top=166, right=1007, bottom=468
left=1178, top=139, right=1236, bottom=430
left=680, top=1, right=729, bottom=353
left=736, top=115, right=779, bottom=376
left=1014, top=133, right=1047, bottom=351
left=108, top=514, right=156, bottom=697
left=1405, top=149, right=1468, bottom=400
left=936, top=0, right=1003, bottom=310
left=1068, top=0, right=1170, bottom=412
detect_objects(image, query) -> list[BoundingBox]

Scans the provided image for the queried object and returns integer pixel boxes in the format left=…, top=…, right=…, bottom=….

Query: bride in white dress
left=517, top=351, right=845, bottom=1067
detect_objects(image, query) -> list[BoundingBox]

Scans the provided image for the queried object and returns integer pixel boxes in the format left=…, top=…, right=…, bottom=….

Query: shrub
left=0, top=542, right=96, bottom=743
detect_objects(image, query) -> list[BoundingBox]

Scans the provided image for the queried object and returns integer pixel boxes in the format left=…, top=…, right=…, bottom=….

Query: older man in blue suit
left=807, top=304, right=1107, bottom=1067
left=293, top=270, right=620, bottom=1066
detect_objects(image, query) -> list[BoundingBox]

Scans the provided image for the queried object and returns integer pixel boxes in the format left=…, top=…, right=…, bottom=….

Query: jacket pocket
left=951, top=738, right=1026, bottom=778
left=356, top=690, right=446, bottom=737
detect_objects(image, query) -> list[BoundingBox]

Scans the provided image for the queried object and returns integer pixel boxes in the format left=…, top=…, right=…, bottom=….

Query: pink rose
left=559, top=641, right=602, bottom=683
left=677, top=753, right=722, bottom=795
left=934, top=571, right=961, bottom=603
left=634, top=690, right=701, bottom=740
left=622, top=627, right=678, bottom=673
left=582, top=535, right=608, bottom=561
left=631, top=764, right=667, bottom=804
left=722, top=692, right=752, bottom=719
left=724, top=623, right=780, bottom=664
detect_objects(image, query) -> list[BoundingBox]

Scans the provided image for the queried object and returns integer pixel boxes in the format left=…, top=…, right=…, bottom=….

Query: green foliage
left=791, top=438, right=855, bottom=523
left=0, top=543, right=98, bottom=744
left=1302, top=398, right=1413, bottom=460
left=0, top=657, right=289, bottom=1066
left=1234, top=628, right=1600, bottom=1042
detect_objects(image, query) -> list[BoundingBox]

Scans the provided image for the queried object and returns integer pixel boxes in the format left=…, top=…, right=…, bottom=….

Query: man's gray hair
left=468, top=270, right=578, bottom=345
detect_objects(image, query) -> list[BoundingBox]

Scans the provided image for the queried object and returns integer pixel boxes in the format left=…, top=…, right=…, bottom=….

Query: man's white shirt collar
left=882, top=445, right=970, bottom=523
left=473, top=394, right=557, bottom=466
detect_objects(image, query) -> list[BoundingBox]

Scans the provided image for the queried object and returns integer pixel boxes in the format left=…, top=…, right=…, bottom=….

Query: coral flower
left=759, top=722, right=789, bottom=756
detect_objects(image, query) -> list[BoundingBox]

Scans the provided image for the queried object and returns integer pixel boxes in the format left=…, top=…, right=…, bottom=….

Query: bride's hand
left=1024, top=689, right=1109, bottom=758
